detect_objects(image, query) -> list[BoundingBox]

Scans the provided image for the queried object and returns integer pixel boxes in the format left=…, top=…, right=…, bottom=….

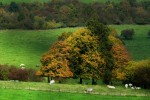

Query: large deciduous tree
left=66, top=28, right=105, bottom=84
left=86, top=20, right=114, bottom=84
left=36, top=41, right=73, bottom=82
left=109, top=29, right=131, bottom=81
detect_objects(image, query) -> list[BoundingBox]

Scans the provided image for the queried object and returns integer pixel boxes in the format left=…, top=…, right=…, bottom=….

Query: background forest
left=0, top=0, right=150, bottom=29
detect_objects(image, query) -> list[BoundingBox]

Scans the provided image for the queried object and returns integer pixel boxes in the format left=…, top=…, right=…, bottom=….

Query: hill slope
left=0, top=28, right=77, bottom=68
left=0, top=25, right=150, bottom=68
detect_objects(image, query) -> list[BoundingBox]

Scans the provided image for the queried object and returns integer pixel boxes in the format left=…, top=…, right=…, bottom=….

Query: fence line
left=0, top=85, right=149, bottom=97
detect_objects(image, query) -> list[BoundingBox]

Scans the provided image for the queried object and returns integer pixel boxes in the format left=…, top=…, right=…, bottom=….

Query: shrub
left=43, top=20, right=64, bottom=29
left=27, top=68, right=44, bottom=82
left=0, top=65, right=9, bottom=80
left=120, top=29, right=134, bottom=40
left=124, top=60, right=150, bottom=89
left=0, top=64, right=43, bottom=82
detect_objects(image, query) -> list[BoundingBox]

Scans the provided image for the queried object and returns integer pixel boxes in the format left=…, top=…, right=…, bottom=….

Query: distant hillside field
left=1, top=0, right=149, bottom=4
left=112, top=25, right=150, bottom=61
left=0, top=25, right=149, bottom=68
left=0, top=28, right=78, bottom=68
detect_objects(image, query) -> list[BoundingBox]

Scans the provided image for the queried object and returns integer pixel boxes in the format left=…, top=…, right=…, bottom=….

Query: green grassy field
left=111, top=25, right=150, bottom=60
left=0, top=25, right=149, bottom=67
left=0, top=89, right=149, bottom=100
left=0, top=81, right=149, bottom=100
left=0, top=88, right=149, bottom=100
left=0, top=28, right=78, bottom=68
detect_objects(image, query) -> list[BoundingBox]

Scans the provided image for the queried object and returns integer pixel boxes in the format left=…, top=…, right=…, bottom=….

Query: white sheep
left=125, top=84, right=128, bottom=88
left=136, top=87, right=141, bottom=90
left=20, top=64, right=25, bottom=67
left=85, top=88, right=93, bottom=93
left=107, top=85, right=115, bottom=89
left=50, top=80, right=55, bottom=85
left=131, top=86, right=135, bottom=89
left=128, top=83, right=133, bottom=87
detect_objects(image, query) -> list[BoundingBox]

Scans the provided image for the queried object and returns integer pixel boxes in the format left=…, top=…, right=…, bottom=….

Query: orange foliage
left=37, top=41, right=73, bottom=78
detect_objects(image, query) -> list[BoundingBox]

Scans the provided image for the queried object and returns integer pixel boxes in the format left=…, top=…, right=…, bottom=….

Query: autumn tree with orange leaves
left=36, top=41, right=73, bottom=82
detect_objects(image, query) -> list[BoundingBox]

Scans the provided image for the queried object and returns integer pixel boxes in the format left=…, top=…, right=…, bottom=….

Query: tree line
left=0, top=0, right=150, bottom=29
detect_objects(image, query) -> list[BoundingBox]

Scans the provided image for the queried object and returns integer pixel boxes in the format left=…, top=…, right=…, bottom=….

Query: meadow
left=0, top=81, right=149, bottom=100
left=0, top=28, right=78, bottom=68
left=0, top=89, right=149, bottom=100
left=112, top=25, right=150, bottom=60
left=0, top=25, right=150, bottom=68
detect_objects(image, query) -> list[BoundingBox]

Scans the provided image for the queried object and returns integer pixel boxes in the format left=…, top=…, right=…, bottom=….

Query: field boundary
left=0, top=81, right=149, bottom=97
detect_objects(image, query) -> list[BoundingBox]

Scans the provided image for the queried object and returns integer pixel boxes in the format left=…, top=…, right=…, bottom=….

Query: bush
left=124, top=60, right=150, bottom=89
left=27, top=68, right=44, bottom=82
left=0, top=65, right=9, bottom=80
left=0, top=64, right=44, bottom=82
left=43, top=20, right=64, bottom=29
left=120, top=29, right=134, bottom=40
left=8, top=66, right=28, bottom=81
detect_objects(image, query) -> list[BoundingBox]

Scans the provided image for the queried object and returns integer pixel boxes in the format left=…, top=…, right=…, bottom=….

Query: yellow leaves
left=36, top=70, right=43, bottom=76
left=109, top=35, right=122, bottom=45
left=112, top=70, right=125, bottom=81
left=0, top=8, right=5, bottom=14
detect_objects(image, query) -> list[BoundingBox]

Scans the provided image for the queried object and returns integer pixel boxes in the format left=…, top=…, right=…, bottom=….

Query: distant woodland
left=0, top=0, right=149, bottom=29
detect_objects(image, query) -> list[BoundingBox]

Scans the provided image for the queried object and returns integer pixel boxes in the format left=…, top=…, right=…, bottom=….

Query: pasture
left=0, top=28, right=78, bottom=68
left=0, top=25, right=150, bottom=67
left=112, top=25, right=150, bottom=60
left=0, top=81, right=149, bottom=100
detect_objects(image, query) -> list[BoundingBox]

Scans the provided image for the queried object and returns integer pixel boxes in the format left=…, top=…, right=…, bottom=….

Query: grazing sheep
left=50, top=80, right=55, bottom=85
left=20, top=64, right=25, bottom=67
left=125, top=84, right=128, bottom=88
left=128, top=83, right=133, bottom=87
left=135, top=87, right=141, bottom=90
left=131, top=86, right=135, bottom=89
left=85, top=88, right=93, bottom=93
left=107, top=85, right=115, bottom=89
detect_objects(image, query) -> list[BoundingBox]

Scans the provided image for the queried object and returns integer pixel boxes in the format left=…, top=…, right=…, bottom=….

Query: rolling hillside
left=0, top=25, right=149, bottom=68
left=0, top=28, right=78, bottom=68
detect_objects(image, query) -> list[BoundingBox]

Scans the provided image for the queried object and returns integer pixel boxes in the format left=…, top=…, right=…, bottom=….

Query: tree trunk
left=92, top=78, right=97, bottom=85
left=79, top=78, right=83, bottom=84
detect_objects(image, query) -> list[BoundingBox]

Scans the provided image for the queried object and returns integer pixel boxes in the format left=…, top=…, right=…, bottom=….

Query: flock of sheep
left=19, top=63, right=141, bottom=93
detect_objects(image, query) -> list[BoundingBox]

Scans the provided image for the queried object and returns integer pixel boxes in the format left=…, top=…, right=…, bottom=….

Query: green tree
left=66, top=28, right=105, bottom=84
left=86, top=20, right=114, bottom=84
left=8, top=2, right=20, bottom=12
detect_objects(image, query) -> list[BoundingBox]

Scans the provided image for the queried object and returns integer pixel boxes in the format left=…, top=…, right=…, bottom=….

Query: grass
left=0, top=25, right=149, bottom=67
left=0, top=88, right=149, bottom=100
left=0, top=80, right=149, bottom=100
left=111, top=25, right=150, bottom=60
left=0, top=28, right=78, bottom=68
